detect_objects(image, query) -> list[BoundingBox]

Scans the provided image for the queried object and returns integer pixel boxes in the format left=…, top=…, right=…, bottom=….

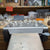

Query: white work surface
left=7, top=33, right=44, bottom=50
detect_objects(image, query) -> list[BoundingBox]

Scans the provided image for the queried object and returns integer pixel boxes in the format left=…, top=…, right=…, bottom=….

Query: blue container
left=14, top=15, right=24, bottom=20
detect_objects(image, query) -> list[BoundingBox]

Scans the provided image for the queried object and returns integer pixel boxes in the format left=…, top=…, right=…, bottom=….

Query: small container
left=28, top=11, right=38, bottom=20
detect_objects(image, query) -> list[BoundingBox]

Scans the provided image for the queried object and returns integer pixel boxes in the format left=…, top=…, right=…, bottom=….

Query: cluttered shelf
left=0, top=0, right=50, bottom=9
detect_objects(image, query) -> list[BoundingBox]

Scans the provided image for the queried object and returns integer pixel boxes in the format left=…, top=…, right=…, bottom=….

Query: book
left=22, top=0, right=42, bottom=6
left=45, top=0, right=48, bottom=6
left=42, top=0, right=45, bottom=6
left=48, top=0, right=50, bottom=6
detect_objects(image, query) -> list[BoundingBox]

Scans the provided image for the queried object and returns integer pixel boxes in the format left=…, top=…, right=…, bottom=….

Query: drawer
left=0, top=34, right=3, bottom=38
left=0, top=34, right=4, bottom=41
left=0, top=38, right=4, bottom=41
left=0, top=29, right=3, bottom=33
left=0, top=32, right=3, bottom=35
left=0, top=43, right=6, bottom=46
left=48, top=36, right=50, bottom=40
left=0, top=48, right=6, bottom=50
left=0, top=43, right=7, bottom=50
left=0, top=37, right=4, bottom=39
left=0, top=46, right=7, bottom=50
left=43, top=40, right=50, bottom=49
left=0, top=41, right=7, bottom=45
left=0, top=39, right=4, bottom=44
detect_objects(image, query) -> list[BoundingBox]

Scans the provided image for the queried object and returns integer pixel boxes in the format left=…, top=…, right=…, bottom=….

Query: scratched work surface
left=7, top=33, right=44, bottom=50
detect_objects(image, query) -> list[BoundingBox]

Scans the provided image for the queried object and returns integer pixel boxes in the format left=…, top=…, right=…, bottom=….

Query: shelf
left=0, top=6, right=50, bottom=8
left=14, top=6, right=50, bottom=8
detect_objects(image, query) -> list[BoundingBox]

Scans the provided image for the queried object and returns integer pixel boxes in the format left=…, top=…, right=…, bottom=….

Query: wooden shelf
left=14, top=6, right=50, bottom=9
left=14, top=6, right=50, bottom=8
left=0, top=6, right=50, bottom=8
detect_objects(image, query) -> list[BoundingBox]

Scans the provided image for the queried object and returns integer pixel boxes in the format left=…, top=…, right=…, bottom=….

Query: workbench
left=7, top=33, right=44, bottom=50
left=0, top=21, right=50, bottom=49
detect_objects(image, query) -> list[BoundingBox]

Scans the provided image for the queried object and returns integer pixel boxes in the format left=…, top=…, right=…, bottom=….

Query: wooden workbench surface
left=7, top=33, right=44, bottom=50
